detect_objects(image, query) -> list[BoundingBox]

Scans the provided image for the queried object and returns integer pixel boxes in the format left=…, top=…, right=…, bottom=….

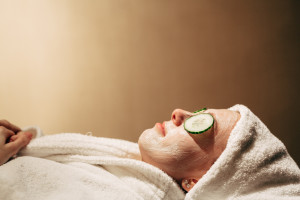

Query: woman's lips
left=155, top=122, right=166, bottom=136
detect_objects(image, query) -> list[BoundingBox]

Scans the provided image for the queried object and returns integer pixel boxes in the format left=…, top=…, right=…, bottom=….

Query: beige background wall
left=0, top=0, right=299, bottom=165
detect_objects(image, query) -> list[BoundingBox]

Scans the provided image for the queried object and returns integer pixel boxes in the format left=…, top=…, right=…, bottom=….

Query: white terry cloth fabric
left=0, top=104, right=299, bottom=200
left=186, top=104, right=300, bottom=200
left=0, top=132, right=185, bottom=200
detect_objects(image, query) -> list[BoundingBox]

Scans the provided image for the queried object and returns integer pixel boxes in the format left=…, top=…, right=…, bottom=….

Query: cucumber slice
left=184, top=113, right=214, bottom=134
left=193, top=108, right=207, bottom=113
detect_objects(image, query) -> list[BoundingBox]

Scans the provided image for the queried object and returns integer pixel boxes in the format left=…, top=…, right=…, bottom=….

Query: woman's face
left=138, top=108, right=240, bottom=181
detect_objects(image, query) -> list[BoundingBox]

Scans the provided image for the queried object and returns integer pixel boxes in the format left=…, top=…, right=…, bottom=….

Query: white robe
left=0, top=104, right=299, bottom=200
left=0, top=132, right=184, bottom=200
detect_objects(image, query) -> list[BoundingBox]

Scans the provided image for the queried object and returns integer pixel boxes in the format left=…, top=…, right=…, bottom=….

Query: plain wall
left=0, top=0, right=299, bottom=165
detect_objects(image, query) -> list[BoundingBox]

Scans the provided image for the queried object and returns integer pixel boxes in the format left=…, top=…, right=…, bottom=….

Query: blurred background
left=0, top=0, right=299, bottom=165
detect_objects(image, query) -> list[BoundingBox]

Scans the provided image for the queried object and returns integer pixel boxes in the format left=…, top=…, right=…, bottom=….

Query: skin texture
left=0, top=120, right=32, bottom=165
left=138, top=108, right=241, bottom=191
left=0, top=109, right=240, bottom=192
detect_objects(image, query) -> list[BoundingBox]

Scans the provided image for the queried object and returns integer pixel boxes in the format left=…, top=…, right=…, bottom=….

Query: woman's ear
left=181, top=178, right=198, bottom=192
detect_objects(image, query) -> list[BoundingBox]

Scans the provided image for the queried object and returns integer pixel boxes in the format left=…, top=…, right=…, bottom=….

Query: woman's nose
left=171, top=109, right=191, bottom=126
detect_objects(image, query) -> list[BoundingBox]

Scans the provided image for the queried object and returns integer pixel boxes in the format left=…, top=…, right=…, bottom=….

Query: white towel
left=0, top=104, right=299, bottom=200
left=0, top=132, right=185, bottom=200
left=186, top=104, right=300, bottom=200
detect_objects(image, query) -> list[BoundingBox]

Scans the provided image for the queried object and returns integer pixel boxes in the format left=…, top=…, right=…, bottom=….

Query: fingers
left=0, top=119, right=21, bottom=133
left=0, top=131, right=32, bottom=165
left=0, top=126, right=15, bottom=145
left=5, top=131, right=32, bottom=158
left=9, top=134, right=18, bottom=143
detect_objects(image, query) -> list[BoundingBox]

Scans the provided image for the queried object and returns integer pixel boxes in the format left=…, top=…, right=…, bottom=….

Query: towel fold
left=186, top=104, right=300, bottom=200
left=0, top=132, right=185, bottom=200
left=0, top=104, right=299, bottom=200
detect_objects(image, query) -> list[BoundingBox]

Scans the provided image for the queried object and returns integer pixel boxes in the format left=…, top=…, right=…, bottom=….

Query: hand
left=0, top=120, right=32, bottom=165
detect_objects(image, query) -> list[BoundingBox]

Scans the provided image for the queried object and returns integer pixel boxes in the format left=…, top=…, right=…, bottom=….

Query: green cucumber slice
left=193, top=108, right=207, bottom=113
left=184, top=113, right=214, bottom=134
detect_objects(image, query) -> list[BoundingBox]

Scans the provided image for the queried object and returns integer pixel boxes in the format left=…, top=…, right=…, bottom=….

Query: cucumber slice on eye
left=184, top=113, right=214, bottom=134
left=193, top=108, right=207, bottom=113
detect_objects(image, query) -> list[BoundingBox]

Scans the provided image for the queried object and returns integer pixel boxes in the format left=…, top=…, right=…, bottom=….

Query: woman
left=1, top=105, right=300, bottom=200
left=138, top=108, right=240, bottom=191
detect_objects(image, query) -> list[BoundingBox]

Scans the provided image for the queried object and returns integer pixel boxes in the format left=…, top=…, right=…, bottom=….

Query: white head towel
left=1, top=104, right=299, bottom=200
left=186, top=104, right=300, bottom=200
